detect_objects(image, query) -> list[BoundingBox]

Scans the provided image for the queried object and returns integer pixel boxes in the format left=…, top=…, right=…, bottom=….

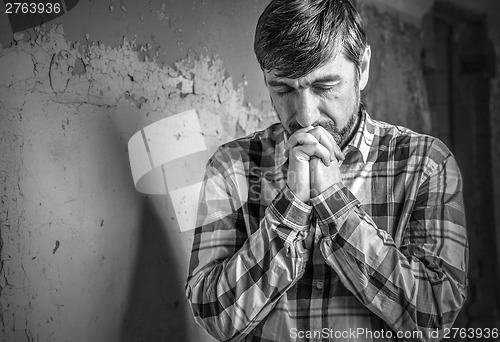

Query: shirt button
left=316, top=281, right=324, bottom=289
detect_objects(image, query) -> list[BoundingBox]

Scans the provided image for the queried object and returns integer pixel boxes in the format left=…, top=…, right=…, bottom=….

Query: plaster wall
left=0, top=1, right=499, bottom=341
left=0, top=2, right=276, bottom=340
left=0, top=23, right=277, bottom=341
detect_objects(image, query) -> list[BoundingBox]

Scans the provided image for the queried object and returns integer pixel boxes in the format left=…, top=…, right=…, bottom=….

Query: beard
left=277, top=81, right=361, bottom=147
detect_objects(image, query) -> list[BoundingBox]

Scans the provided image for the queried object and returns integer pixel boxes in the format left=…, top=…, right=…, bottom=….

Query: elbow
left=187, top=302, right=237, bottom=341
left=185, top=280, right=237, bottom=341
left=419, top=282, right=468, bottom=342
left=441, top=277, right=468, bottom=327
left=399, top=281, right=468, bottom=342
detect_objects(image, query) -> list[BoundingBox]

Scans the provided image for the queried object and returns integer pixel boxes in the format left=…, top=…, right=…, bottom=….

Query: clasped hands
left=285, top=126, right=345, bottom=203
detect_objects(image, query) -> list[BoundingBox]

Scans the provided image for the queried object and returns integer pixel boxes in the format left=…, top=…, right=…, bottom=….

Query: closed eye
left=313, top=81, right=340, bottom=92
left=313, top=82, right=341, bottom=97
left=313, top=86, right=331, bottom=92
left=275, top=87, right=295, bottom=97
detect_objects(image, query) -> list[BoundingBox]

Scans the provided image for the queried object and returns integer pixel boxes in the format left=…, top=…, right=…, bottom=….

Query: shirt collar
left=274, top=124, right=288, bottom=169
left=346, top=104, right=373, bottom=164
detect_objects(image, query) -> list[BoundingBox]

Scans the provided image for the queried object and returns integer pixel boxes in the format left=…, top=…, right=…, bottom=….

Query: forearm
left=313, top=182, right=467, bottom=341
left=186, top=186, right=311, bottom=341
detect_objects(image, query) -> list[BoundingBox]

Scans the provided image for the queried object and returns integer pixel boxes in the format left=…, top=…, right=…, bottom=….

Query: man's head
left=254, top=0, right=370, bottom=147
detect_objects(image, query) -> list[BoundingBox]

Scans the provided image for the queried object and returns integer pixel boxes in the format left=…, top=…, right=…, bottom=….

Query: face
left=265, top=48, right=371, bottom=147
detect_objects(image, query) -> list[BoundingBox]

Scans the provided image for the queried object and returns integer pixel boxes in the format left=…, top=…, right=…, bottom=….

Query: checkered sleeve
left=312, top=152, right=468, bottom=341
left=185, top=148, right=312, bottom=341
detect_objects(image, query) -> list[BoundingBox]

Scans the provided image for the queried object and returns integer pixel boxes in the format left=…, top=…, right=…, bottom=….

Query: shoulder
left=207, top=123, right=282, bottom=168
left=368, top=115, right=453, bottom=169
left=219, top=122, right=282, bottom=152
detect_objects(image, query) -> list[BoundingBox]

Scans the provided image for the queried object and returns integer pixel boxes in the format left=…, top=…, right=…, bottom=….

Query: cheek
left=323, top=93, right=356, bottom=126
left=338, top=85, right=358, bottom=110
left=271, top=96, right=292, bottom=120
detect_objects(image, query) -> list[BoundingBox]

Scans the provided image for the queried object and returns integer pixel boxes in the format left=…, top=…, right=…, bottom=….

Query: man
left=185, top=0, right=468, bottom=341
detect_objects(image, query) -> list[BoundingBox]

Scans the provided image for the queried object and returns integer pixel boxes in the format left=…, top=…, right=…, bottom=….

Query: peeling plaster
left=0, top=51, right=34, bottom=86
left=0, top=24, right=275, bottom=341
left=0, top=3, right=457, bottom=340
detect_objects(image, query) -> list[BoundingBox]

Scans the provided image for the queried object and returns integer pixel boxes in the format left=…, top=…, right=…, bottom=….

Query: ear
left=359, top=45, right=371, bottom=91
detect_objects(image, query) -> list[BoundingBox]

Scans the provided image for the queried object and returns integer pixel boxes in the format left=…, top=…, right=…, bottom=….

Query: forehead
left=265, top=53, right=355, bottom=85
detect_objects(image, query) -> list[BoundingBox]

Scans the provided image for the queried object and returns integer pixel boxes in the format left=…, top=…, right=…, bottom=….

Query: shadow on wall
left=121, top=200, right=189, bottom=341
left=0, top=22, right=266, bottom=342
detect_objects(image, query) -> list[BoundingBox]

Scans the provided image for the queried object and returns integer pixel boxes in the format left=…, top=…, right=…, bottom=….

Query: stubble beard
left=311, top=106, right=359, bottom=147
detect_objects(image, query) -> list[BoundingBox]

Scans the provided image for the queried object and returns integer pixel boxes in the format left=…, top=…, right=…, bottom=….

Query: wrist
left=287, top=181, right=310, bottom=203
left=310, top=158, right=341, bottom=196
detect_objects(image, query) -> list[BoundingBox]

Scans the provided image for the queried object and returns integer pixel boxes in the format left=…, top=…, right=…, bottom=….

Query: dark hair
left=254, top=0, right=367, bottom=78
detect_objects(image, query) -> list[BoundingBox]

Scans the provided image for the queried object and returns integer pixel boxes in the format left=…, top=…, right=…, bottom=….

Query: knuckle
left=310, top=129, right=321, bottom=139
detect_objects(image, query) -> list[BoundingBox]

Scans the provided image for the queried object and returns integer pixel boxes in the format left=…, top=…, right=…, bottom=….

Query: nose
left=294, top=90, right=319, bottom=128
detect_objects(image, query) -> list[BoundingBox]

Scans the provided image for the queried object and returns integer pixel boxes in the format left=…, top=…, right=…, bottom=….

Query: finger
left=334, top=148, right=345, bottom=161
left=308, top=126, right=345, bottom=161
left=290, top=142, right=332, bottom=166
left=285, top=130, right=317, bottom=160
left=307, top=127, right=335, bottom=155
left=285, top=126, right=314, bottom=146
left=285, top=131, right=318, bottom=150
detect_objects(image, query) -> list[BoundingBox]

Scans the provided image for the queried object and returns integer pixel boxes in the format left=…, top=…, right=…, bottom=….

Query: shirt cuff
left=268, top=185, right=312, bottom=232
left=310, top=183, right=360, bottom=236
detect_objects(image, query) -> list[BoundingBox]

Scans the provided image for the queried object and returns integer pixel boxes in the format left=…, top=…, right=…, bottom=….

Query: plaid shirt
left=186, top=107, right=468, bottom=342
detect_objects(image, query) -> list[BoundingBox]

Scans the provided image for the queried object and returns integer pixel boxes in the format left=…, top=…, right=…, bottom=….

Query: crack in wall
left=0, top=23, right=276, bottom=341
left=0, top=2, right=466, bottom=338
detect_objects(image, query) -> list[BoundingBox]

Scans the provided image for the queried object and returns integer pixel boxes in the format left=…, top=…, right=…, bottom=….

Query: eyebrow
left=267, top=80, right=289, bottom=87
left=267, top=75, right=341, bottom=88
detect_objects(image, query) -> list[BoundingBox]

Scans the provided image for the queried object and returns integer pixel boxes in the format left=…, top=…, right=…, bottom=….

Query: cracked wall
left=0, top=10, right=432, bottom=340
left=0, top=3, right=460, bottom=342
left=1, top=1, right=499, bottom=341
left=0, top=24, right=275, bottom=342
